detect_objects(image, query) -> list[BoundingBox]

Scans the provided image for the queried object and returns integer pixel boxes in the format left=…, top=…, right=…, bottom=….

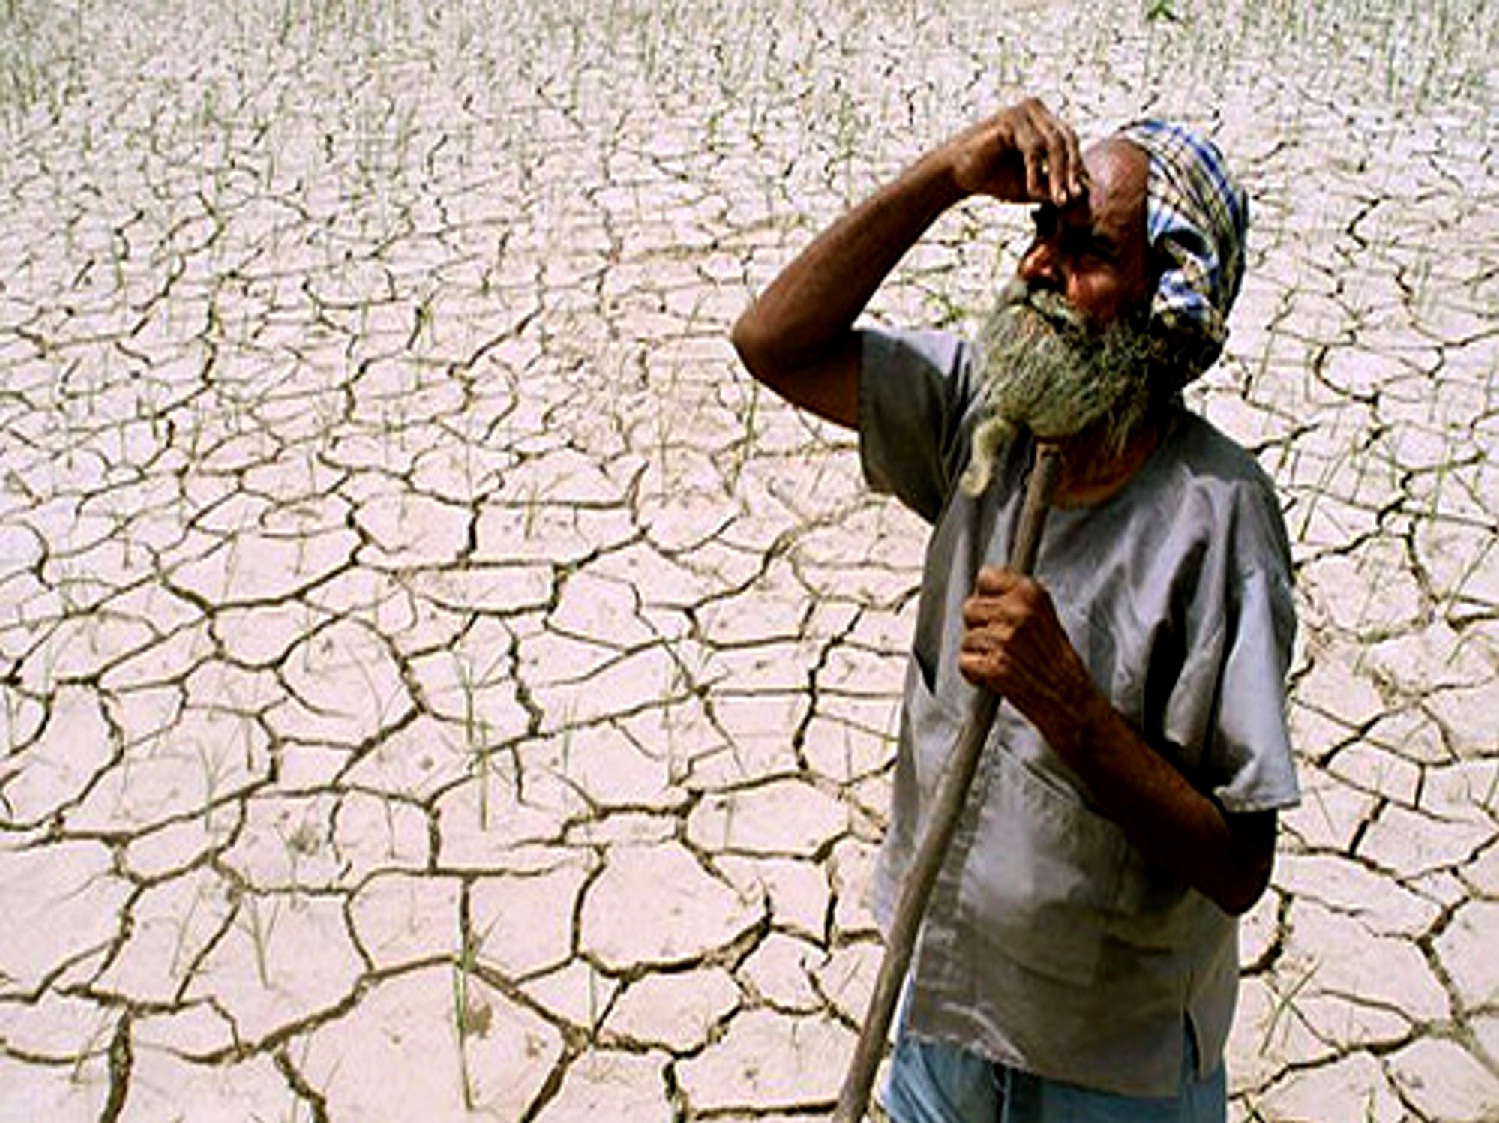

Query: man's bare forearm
left=732, top=155, right=963, bottom=378
left=1042, top=680, right=1276, bottom=916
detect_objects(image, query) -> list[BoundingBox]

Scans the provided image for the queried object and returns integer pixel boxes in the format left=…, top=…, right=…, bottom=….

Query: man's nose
left=1018, top=242, right=1064, bottom=292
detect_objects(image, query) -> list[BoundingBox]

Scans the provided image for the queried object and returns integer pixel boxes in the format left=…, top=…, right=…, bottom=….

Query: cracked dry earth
left=0, top=1, right=1496, bottom=1120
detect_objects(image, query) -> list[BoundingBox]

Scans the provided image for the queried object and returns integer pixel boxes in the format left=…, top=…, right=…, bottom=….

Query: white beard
left=959, top=279, right=1162, bottom=497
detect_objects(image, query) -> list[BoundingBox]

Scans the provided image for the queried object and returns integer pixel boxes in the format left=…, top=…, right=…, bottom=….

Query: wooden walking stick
left=833, top=441, right=1063, bottom=1123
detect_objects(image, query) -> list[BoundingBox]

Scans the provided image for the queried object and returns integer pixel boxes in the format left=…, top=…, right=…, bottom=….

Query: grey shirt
left=859, top=325, right=1300, bottom=1097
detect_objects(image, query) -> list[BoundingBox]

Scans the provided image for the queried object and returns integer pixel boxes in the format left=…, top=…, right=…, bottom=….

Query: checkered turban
left=1114, top=120, right=1249, bottom=384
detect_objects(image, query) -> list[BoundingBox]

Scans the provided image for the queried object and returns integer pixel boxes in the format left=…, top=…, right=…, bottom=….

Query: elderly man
left=732, top=99, right=1299, bottom=1122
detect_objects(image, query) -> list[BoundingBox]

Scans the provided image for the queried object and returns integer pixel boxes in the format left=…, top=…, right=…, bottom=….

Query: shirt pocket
left=901, top=653, right=965, bottom=806
left=957, top=739, right=1130, bottom=985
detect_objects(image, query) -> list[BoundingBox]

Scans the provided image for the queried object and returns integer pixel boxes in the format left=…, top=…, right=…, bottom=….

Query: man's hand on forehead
left=942, top=98, right=1090, bottom=208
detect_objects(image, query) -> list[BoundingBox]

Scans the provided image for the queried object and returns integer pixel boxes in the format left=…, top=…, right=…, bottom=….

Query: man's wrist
left=1040, top=663, right=1118, bottom=765
left=900, top=147, right=971, bottom=218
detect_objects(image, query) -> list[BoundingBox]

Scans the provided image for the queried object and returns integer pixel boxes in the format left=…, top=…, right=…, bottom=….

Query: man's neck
left=1049, top=416, right=1168, bottom=508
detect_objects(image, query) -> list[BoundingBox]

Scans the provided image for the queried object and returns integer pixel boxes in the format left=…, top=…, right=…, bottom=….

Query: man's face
left=1015, top=139, right=1154, bottom=329
left=972, top=139, right=1162, bottom=452
left=957, top=145, right=1163, bottom=495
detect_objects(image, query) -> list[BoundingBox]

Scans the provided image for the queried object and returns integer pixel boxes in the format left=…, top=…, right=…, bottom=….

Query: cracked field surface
left=1, top=1, right=1496, bottom=1120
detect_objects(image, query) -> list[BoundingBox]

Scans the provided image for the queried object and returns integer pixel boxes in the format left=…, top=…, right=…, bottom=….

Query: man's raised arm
left=730, top=98, right=1088, bottom=429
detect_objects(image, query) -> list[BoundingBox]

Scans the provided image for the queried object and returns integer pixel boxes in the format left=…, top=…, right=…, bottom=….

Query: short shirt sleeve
left=1163, top=477, right=1301, bottom=815
left=1206, top=562, right=1300, bottom=813
left=857, top=325, right=978, bottom=525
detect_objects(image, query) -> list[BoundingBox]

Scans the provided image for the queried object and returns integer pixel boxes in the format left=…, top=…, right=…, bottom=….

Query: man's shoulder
left=860, top=323, right=974, bottom=380
left=1164, top=410, right=1282, bottom=500
left=1159, top=409, right=1292, bottom=565
left=856, top=323, right=984, bottom=524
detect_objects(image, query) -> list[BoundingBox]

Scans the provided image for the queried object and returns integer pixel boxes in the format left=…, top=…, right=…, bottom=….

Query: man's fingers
left=994, top=98, right=1054, bottom=203
left=959, top=620, right=1013, bottom=664
left=946, top=97, right=1087, bottom=204
left=961, top=595, right=999, bottom=630
left=1001, top=110, right=1048, bottom=203
left=957, top=646, right=1001, bottom=687
left=1027, top=112, right=1074, bottom=206
left=1014, top=99, right=1083, bottom=205
left=974, top=566, right=1024, bottom=594
left=1059, top=122, right=1087, bottom=201
left=965, top=570, right=1055, bottom=655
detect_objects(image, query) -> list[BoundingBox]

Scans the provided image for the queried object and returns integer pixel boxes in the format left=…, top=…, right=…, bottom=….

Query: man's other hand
left=958, top=564, right=1094, bottom=731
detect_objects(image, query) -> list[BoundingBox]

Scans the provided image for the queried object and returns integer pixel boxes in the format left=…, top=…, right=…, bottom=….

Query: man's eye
left=1062, top=231, right=1112, bottom=261
left=1084, top=237, right=1116, bottom=261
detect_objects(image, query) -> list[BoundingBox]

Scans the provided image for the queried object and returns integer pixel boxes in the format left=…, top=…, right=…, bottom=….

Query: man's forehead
left=1066, top=139, right=1149, bottom=240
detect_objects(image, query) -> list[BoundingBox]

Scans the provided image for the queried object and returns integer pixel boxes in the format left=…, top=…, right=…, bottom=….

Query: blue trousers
left=884, top=1027, right=1227, bottom=1123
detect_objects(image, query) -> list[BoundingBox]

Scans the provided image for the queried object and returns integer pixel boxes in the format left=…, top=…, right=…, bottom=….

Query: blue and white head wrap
left=1114, top=120, right=1250, bottom=384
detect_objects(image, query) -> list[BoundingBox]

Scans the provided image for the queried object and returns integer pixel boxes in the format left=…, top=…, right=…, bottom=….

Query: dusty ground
left=0, top=1, right=1495, bottom=1119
